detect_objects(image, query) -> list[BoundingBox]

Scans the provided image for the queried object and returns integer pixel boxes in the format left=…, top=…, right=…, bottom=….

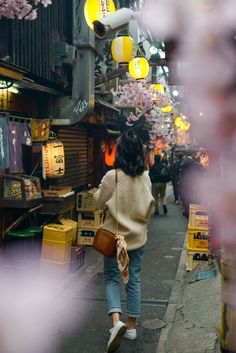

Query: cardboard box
left=77, top=227, right=97, bottom=246
left=42, top=186, right=72, bottom=197
left=76, top=188, right=98, bottom=212
left=77, top=210, right=104, bottom=229
left=186, top=249, right=209, bottom=271
left=187, top=227, right=209, bottom=252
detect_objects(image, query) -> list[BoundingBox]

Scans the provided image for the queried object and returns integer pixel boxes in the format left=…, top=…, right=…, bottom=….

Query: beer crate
left=41, top=223, right=72, bottom=263
left=189, top=204, right=208, bottom=230
left=43, top=223, right=73, bottom=242
left=59, top=218, right=77, bottom=243
left=77, top=210, right=104, bottom=229
left=187, top=227, right=209, bottom=252
left=186, top=249, right=209, bottom=271
left=76, top=188, right=98, bottom=212
left=41, top=239, right=72, bottom=263
left=77, top=227, right=97, bottom=246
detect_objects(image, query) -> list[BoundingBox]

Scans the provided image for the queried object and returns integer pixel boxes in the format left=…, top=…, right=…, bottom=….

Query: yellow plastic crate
left=43, top=223, right=72, bottom=242
left=41, top=239, right=71, bottom=263
left=59, top=218, right=77, bottom=243
left=77, top=227, right=97, bottom=246
left=186, top=249, right=209, bottom=271
left=77, top=210, right=104, bottom=229
left=187, top=227, right=209, bottom=252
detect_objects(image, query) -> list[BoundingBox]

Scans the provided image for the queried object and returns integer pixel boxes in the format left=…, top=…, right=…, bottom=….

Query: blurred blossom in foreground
left=139, top=0, right=236, bottom=248
left=0, top=267, right=89, bottom=353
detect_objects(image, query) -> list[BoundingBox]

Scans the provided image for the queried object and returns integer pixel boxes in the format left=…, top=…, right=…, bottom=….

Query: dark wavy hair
left=114, top=130, right=145, bottom=177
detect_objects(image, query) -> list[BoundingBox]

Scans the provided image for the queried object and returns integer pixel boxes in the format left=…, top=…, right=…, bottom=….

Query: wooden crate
left=189, top=204, right=208, bottom=230
left=77, top=210, right=104, bottom=229
left=42, top=186, right=72, bottom=197
left=77, top=227, right=97, bottom=246
left=76, top=189, right=98, bottom=212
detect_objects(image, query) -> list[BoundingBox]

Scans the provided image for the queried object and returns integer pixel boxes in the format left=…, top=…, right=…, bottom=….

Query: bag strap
left=115, top=169, right=119, bottom=235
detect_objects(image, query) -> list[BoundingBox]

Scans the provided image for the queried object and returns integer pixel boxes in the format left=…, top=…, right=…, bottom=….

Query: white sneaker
left=107, top=320, right=127, bottom=353
left=123, top=328, right=137, bottom=340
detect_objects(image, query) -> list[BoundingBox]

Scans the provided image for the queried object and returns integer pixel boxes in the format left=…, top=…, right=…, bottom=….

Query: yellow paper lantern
left=43, top=140, right=65, bottom=178
left=150, top=83, right=165, bottom=94
left=128, top=57, right=149, bottom=80
left=111, top=35, right=133, bottom=63
left=161, top=105, right=172, bottom=113
left=181, top=121, right=191, bottom=131
left=84, top=0, right=116, bottom=30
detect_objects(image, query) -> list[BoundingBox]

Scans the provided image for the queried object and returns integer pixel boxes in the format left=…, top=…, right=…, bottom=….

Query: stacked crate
left=41, top=223, right=73, bottom=271
left=186, top=204, right=210, bottom=271
left=76, top=189, right=104, bottom=246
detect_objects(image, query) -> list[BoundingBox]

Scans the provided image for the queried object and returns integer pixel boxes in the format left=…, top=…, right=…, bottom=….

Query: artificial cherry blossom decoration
left=112, top=75, right=185, bottom=148
left=0, top=0, right=53, bottom=20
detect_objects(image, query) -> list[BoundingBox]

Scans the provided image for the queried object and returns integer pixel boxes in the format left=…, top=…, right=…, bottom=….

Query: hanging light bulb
left=111, top=35, right=133, bottom=64
left=149, top=45, right=158, bottom=55
left=84, top=0, right=116, bottom=30
left=128, top=57, right=149, bottom=80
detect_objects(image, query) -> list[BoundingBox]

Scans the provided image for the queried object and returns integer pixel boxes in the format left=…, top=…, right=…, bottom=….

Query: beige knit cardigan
left=93, top=169, right=155, bottom=251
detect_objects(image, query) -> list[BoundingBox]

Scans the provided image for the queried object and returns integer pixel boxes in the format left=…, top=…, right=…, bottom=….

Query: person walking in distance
left=149, top=154, right=171, bottom=215
left=94, top=130, right=154, bottom=353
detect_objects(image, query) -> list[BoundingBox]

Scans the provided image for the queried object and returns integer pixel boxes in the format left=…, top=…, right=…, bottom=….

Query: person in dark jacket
left=172, top=154, right=183, bottom=204
left=179, top=154, right=206, bottom=217
left=149, top=154, right=171, bottom=215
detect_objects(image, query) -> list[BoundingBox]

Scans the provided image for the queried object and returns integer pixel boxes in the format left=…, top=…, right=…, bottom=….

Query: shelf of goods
left=0, top=174, right=42, bottom=208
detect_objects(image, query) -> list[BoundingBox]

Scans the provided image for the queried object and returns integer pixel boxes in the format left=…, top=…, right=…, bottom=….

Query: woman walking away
left=94, top=130, right=154, bottom=353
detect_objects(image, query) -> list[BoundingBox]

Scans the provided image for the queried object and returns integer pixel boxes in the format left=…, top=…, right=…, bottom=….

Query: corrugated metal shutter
left=57, top=127, right=88, bottom=190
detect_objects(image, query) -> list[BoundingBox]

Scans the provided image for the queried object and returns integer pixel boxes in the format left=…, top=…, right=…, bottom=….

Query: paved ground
left=52, top=185, right=188, bottom=353
left=0, top=184, right=221, bottom=353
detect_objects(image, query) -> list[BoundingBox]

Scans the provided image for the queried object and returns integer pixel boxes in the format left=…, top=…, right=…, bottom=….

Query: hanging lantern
left=161, top=105, right=172, bottom=113
left=84, top=0, right=116, bottom=30
left=150, top=83, right=165, bottom=101
left=104, top=141, right=117, bottom=167
left=174, top=116, right=182, bottom=128
left=111, top=35, right=133, bottom=64
left=181, top=121, right=191, bottom=131
left=42, top=140, right=65, bottom=178
left=150, top=83, right=165, bottom=94
left=128, top=57, right=149, bottom=80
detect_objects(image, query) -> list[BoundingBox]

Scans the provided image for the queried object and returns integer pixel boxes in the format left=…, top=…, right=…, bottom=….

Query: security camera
left=93, top=8, right=133, bottom=39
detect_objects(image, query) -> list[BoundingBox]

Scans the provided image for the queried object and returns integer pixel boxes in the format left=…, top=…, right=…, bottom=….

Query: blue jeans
left=104, top=246, right=145, bottom=318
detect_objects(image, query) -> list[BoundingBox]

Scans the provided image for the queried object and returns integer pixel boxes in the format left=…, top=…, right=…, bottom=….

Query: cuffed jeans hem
left=108, top=308, right=122, bottom=316
left=127, top=312, right=141, bottom=318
